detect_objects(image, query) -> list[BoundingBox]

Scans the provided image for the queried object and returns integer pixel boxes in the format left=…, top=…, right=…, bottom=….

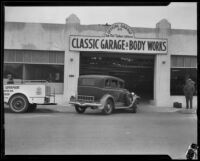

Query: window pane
left=171, top=56, right=177, bottom=67
left=24, top=52, right=31, bottom=62
left=4, top=50, right=15, bottom=62
left=57, top=53, right=64, bottom=64
left=31, top=52, right=49, bottom=63
left=111, top=80, right=118, bottom=88
left=49, top=53, right=57, bottom=63
left=191, top=57, right=197, bottom=67
left=105, top=79, right=111, bottom=87
left=24, top=64, right=64, bottom=83
left=3, top=63, right=23, bottom=79
left=170, top=68, right=197, bottom=95
left=184, top=57, right=191, bottom=67
left=15, top=51, right=23, bottom=62
left=4, top=51, right=9, bottom=62
left=177, top=57, right=184, bottom=67
left=171, top=56, right=197, bottom=68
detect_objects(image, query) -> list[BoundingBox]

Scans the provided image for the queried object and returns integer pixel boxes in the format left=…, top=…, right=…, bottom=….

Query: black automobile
left=69, top=75, right=140, bottom=115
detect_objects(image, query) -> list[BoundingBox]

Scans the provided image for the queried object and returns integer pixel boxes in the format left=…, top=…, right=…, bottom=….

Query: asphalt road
left=4, top=105, right=197, bottom=159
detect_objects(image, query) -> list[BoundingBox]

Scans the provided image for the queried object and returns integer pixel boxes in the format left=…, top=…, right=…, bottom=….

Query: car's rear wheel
left=75, top=105, right=86, bottom=114
left=102, top=99, right=114, bottom=115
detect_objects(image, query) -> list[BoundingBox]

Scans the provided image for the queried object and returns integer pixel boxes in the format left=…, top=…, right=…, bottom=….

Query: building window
left=4, top=49, right=64, bottom=64
left=3, top=63, right=64, bottom=83
left=170, top=56, right=197, bottom=95
left=25, top=64, right=64, bottom=83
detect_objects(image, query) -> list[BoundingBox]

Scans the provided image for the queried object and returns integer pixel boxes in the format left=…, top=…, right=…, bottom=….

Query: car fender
left=99, top=94, right=115, bottom=110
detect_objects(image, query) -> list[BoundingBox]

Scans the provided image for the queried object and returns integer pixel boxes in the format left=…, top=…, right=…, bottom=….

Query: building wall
left=4, top=22, right=65, bottom=50
left=169, top=30, right=197, bottom=56
left=4, top=16, right=197, bottom=107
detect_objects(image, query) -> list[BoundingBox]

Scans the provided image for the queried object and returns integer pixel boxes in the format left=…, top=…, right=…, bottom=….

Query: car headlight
left=131, top=92, right=135, bottom=96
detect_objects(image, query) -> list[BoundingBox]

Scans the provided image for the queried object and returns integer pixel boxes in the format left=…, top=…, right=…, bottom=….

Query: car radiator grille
left=77, top=95, right=94, bottom=102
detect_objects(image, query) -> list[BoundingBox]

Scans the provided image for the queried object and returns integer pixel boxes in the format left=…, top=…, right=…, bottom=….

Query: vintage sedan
left=69, top=75, right=140, bottom=115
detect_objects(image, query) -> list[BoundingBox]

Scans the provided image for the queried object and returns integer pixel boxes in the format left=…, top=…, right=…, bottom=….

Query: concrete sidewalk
left=137, top=103, right=197, bottom=114
left=48, top=103, right=197, bottom=114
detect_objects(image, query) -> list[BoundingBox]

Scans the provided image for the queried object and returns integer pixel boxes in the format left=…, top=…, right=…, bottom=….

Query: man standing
left=183, top=78, right=195, bottom=109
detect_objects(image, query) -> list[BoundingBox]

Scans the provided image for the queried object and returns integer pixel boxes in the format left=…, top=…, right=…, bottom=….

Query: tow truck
left=4, top=80, right=56, bottom=113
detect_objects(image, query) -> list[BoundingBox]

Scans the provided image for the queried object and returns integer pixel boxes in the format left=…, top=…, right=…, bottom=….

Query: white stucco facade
left=4, top=14, right=197, bottom=108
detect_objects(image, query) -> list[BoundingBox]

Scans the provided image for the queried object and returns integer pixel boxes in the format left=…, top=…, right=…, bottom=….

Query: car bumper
left=69, top=101, right=103, bottom=108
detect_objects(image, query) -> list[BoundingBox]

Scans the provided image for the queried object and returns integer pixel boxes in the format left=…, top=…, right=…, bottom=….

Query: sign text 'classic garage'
left=69, top=23, right=168, bottom=54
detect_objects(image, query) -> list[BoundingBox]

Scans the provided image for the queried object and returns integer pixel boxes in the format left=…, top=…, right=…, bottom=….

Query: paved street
left=4, top=104, right=197, bottom=159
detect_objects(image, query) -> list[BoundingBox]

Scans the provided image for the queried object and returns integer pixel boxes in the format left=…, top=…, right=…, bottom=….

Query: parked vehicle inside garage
left=69, top=75, right=140, bottom=115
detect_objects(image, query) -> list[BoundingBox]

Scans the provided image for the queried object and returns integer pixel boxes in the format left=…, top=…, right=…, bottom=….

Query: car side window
left=118, top=81, right=124, bottom=88
left=111, top=79, right=118, bottom=88
left=105, top=79, right=111, bottom=88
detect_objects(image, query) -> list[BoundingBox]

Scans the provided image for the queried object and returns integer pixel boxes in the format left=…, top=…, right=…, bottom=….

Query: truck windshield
left=79, top=78, right=96, bottom=86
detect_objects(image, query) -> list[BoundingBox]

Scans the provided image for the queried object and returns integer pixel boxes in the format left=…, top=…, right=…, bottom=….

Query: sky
left=5, top=2, right=197, bottom=30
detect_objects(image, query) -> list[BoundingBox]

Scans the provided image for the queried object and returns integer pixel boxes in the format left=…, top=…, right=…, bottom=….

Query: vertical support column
left=63, top=14, right=80, bottom=104
left=22, top=64, right=26, bottom=80
left=154, top=19, right=171, bottom=106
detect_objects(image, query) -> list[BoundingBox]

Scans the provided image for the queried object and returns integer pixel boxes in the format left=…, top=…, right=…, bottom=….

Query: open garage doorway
left=80, top=52, right=155, bottom=100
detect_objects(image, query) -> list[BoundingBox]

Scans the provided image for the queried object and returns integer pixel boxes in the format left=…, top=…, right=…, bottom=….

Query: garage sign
left=69, top=23, right=168, bottom=54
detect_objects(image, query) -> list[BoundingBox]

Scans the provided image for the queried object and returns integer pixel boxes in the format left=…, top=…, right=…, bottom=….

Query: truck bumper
left=38, top=103, right=57, bottom=105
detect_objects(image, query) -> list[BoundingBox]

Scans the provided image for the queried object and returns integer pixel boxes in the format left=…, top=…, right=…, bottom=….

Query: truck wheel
left=9, top=94, right=29, bottom=113
left=75, top=105, right=86, bottom=114
left=27, top=104, right=37, bottom=112
left=102, top=99, right=114, bottom=115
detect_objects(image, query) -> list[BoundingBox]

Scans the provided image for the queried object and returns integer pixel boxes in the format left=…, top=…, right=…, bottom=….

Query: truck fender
left=7, top=92, right=31, bottom=104
left=99, top=94, right=115, bottom=110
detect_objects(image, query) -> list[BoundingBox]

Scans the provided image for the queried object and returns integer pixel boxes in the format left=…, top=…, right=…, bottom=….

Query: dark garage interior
left=80, top=52, right=155, bottom=100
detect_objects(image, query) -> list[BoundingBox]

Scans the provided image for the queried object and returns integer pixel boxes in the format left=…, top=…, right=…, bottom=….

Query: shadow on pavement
left=82, top=108, right=136, bottom=116
left=4, top=107, right=60, bottom=114
left=114, top=109, right=136, bottom=114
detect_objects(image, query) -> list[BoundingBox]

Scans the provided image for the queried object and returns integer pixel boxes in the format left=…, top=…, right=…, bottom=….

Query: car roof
left=79, top=75, right=124, bottom=82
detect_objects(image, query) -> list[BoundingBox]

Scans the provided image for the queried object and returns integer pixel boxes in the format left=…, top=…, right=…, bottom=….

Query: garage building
left=4, top=14, right=197, bottom=107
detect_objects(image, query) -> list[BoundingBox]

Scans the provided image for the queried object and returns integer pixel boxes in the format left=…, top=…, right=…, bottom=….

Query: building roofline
left=5, top=21, right=196, bottom=34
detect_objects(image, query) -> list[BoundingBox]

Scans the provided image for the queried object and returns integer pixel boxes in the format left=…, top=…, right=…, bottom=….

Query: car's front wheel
left=131, top=104, right=137, bottom=113
left=102, top=99, right=114, bottom=115
left=75, top=105, right=86, bottom=114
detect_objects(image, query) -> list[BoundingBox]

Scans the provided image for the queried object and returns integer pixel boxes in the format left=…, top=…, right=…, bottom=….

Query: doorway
left=80, top=52, right=155, bottom=99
